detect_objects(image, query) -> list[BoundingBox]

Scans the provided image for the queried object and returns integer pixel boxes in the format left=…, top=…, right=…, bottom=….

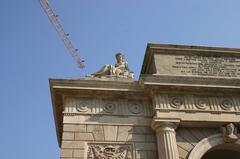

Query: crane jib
left=39, top=0, right=85, bottom=69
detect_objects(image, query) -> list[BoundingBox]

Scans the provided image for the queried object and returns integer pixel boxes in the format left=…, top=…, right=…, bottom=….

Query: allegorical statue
left=90, top=53, right=134, bottom=79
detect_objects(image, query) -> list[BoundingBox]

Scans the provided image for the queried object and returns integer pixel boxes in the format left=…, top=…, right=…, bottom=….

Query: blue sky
left=0, top=0, right=240, bottom=158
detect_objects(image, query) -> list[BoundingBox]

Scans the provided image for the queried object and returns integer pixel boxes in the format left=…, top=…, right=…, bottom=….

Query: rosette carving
left=220, top=98, right=233, bottom=110
left=128, top=103, right=143, bottom=114
left=103, top=102, right=116, bottom=113
left=169, top=97, right=184, bottom=108
left=76, top=101, right=89, bottom=112
left=195, top=98, right=209, bottom=110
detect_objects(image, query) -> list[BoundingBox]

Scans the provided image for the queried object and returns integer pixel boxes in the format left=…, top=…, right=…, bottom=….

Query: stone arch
left=188, top=134, right=240, bottom=159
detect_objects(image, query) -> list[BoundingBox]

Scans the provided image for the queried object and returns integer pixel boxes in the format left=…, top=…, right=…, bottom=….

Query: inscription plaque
left=155, top=54, right=240, bottom=78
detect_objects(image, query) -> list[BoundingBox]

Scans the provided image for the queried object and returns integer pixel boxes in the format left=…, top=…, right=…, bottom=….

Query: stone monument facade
left=50, top=44, right=240, bottom=159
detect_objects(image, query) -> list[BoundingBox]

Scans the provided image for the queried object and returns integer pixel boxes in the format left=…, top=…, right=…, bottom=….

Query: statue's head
left=226, top=123, right=235, bottom=134
left=115, top=53, right=124, bottom=62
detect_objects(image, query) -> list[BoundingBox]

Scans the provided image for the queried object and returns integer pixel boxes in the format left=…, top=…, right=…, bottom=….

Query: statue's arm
left=125, top=62, right=130, bottom=71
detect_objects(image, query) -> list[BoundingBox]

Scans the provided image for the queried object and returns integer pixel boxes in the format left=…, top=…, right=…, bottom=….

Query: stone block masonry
left=60, top=123, right=157, bottom=159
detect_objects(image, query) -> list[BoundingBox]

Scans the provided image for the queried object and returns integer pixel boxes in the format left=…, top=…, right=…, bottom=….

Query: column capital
left=151, top=118, right=180, bottom=133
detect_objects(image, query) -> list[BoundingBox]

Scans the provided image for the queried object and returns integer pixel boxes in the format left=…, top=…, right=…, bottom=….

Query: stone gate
left=50, top=44, right=240, bottom=159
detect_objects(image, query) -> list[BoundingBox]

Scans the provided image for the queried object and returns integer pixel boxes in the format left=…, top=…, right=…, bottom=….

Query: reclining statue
left=90, top=53, right=134, bottom=79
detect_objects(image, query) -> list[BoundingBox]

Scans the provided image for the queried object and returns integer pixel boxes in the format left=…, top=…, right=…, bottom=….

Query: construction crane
left=39, top=0, right=85, bottom=68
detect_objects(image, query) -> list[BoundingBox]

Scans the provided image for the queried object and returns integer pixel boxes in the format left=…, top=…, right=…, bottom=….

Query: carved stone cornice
left=140, top=74, right=240, bottom=89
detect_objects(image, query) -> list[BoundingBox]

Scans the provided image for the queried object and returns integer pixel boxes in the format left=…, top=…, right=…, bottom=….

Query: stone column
left=152, top=121, right=179, bottom=159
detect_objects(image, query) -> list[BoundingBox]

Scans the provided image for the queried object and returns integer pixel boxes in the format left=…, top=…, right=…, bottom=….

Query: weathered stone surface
left=145, top=134, right=156, bottom=142
left=63, top=124, right=86, bottom=132
left=132, top=126, right=153, bottom=134
left=176, top=135, right=194, bottom=152
left=147, top=151, right=158, bottom=159
left=177, top=128, right=199, bottom=146
left=136, top=151, right=147, bottom=159
left=117, top=126, right=132, bottom=141
left=127, top=134, right=145, bottom=142
left=135, top=150, right=158, bottom=159
left=63, top=115, right=152, bottom=126
left=62, top=132, right=74, bottom=140
left=86, top=125, right=104, bottom=141
left=188, top=128, right=208, bottom=141
left=73, top=149, right=85, bottom=158
left=177, top=146, right=189, bottom=159
left=75, top=132, right=94, bottom=141
left=61, top=149, right=73, bottom=157
left=61, top=141, right=85, bottom=149
left=135, top=143, right=157, bottom=151
left=103, top=125, right=118, bottom=141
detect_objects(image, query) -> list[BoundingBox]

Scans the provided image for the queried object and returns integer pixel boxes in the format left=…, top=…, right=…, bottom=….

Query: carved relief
left=169, top=97, right=184, bottom=109
left=76, top=101, right=89, bottom=112
left=221, top=123, right=239, bottom=143
left=195, top=97, right=209, bottom=110
left=104, top=102, right=116, bottom=113
left=220, top=98, right=233, bottom=110
left=87, top=143, right=133, bottom=159
left=128, top=103, right=143, bottom=114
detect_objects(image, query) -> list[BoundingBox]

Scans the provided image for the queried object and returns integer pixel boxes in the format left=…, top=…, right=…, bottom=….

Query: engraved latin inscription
left=171, top=55, right=240, bottom=77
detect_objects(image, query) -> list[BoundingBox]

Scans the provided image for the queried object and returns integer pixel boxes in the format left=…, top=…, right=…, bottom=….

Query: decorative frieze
left=154, top=94, right=240, bottom=113
left=87, top=143, right=133, bottom=159
left=63, top=98, right=152, bottom=116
